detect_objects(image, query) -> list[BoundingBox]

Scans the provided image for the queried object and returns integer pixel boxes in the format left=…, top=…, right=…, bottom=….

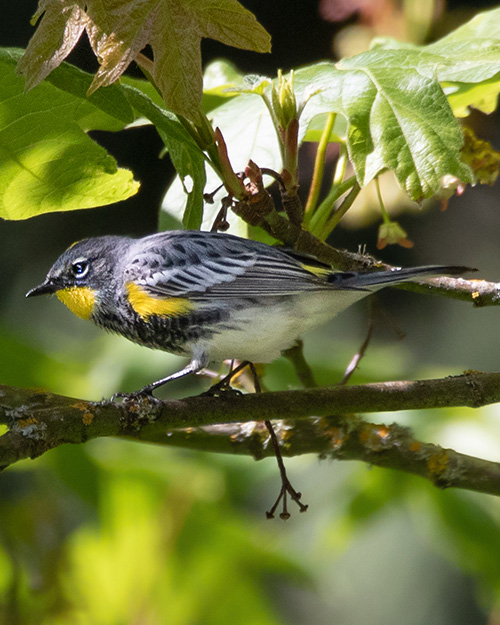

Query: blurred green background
left=2, top=1, right=500, bottom=623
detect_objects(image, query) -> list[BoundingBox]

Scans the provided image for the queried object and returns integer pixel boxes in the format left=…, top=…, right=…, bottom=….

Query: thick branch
left=1, top=371, right=500, bottom=497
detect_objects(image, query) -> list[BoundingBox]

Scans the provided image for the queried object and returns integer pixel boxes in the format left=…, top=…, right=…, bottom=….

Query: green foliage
left=3, top=6, right=500, bottom=225
left=0, top=49, right=139, bottom=219
left=18, top=0, right=271, bottom=123
left=0, top=440, right=307, bottom=625
left=3, top=3, right=500, bottom=623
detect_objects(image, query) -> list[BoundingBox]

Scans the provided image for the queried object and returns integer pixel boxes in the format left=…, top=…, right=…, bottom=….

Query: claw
left=202, top=382, right=243, bottom=398
left=111, top=389, right=160, bottom=404
left=266, top=479, right=308, bottom=520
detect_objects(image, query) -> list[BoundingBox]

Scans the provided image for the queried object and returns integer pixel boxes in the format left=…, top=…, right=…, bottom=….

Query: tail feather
left=327, top=265, right=475, bottom=290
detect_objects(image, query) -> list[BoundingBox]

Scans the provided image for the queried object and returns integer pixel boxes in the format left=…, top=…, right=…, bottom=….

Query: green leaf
left=0, top=49, right=138, bottom=220
left=445, top=77, right=500, bottom=117
left=293, top=57, right=472, bottom=200
left=373, top=8, right=500, bottom=116
left=201, top=59, right=246, bottom=113
left=18, top=0, right=271, bottom=123
left=119, top=81, right=207, bottom=229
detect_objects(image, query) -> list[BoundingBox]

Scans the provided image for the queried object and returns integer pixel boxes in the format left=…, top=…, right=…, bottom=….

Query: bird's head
left=26, top=236, right=126, bottom=319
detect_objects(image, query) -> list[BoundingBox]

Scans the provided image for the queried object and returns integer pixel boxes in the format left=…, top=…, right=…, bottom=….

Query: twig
left=231, top=185, right=499, bottom=305
left=158, top=417, right=500, bottom=497
left=341, top=301, right=376, bottom=385
left=282, top=340, right=317, bottom=388
left=2, top=378, right=500, bottom=496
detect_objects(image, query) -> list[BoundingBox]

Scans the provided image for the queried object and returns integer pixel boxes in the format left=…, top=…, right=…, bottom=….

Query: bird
left=26, top=229, right=472, bottom=518
left=26, top=229, right=470, bottom=395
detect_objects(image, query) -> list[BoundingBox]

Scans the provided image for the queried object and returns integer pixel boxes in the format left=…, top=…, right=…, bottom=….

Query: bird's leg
left=209, top=361, right=308, bottom=519
left=243, top=363, right=308, bottom=520
left=263, top=419, right=308, bottom=520
left=112, top=356, right=209, bottom=402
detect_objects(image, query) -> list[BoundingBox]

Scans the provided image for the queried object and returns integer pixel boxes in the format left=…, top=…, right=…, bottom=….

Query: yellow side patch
left=126, top=282, right=193, bottom=321
left=300, top=263, right=331, bottom=278
left=56, top=286, right=96, bottom=320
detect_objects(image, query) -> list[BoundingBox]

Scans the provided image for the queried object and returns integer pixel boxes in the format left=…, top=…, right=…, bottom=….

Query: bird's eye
left=71, top=260, right=89, bottom=279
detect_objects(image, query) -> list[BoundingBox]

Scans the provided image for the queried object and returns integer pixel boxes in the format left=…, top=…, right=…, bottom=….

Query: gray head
left=26, top=236, right=130, bottom=298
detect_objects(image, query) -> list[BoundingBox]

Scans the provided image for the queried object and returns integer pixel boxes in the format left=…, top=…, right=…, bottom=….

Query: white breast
left=193, top=289, right=369, bottom=364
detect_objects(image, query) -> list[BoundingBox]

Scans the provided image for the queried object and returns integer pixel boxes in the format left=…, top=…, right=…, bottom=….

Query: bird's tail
left=327, top=265, right=475, bottom=290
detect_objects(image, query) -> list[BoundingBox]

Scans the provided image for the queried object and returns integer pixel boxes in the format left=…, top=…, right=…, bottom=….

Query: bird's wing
left=124, top=232, right=328, bottom=299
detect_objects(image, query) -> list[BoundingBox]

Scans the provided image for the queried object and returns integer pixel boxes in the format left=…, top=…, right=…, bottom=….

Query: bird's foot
left=201, top=379, right=243, bottom=398
left=264, top=419, right=308, bottom=520
left=111, top=386, right=161, bottom=405
left=266, top=478, right=309, bottom=520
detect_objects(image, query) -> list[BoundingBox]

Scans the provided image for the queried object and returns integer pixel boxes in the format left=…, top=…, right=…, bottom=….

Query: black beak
left=26, top=279, right=57, bottom=298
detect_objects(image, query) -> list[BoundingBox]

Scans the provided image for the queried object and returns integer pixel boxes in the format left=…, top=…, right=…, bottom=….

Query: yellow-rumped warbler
left=26, top=230, right=469, bottom=393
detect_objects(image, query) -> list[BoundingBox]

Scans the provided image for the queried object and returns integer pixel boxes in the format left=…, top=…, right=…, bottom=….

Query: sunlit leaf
left=293, top=57, right=472, bottom=201
left=0, top=49, right=138, bottom=220
left=373, top=7, right=500, bottom=116
left=18, top=0, right=271, bottom=122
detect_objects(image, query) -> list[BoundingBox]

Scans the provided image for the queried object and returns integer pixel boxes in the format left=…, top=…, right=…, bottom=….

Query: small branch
left=3, top=381, right=499, bottom=495
left=282, top=340, right=317, bottom=388
left=341, top=301, right=376, bottom=385
left=397, top=275, right=500, bottom=307
left=229, top=159, right=498, bottom=306
left=160, top=417, right=500, bottom=497
left=232, top=193, right=499, bottom=307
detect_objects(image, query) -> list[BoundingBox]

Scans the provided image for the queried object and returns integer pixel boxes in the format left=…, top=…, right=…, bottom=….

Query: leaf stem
left=305, top=113, right=337, bottom=215
left=375, top=176, right=391, bottom=224
left=320, top=180, right=360, bottom=239
left=135, top=52, right=154, bottom=76
left=260, top=92, right=285, bottom=164
left=308, top=175, right=357, bottom=236
left=333, top=142, right=348, bottom=187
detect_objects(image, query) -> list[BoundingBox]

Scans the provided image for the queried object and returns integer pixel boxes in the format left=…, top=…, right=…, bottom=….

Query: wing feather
left=123, top=230, right=328, bottom=299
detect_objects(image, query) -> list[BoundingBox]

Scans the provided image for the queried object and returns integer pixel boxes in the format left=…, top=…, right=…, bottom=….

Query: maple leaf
left=18, top=0, right=271, bottom=122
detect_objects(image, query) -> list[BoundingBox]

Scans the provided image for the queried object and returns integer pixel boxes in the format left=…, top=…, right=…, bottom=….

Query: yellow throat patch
left=126, top=282, right=193, bottom=321
left=56, top=286, right=96, bottom=320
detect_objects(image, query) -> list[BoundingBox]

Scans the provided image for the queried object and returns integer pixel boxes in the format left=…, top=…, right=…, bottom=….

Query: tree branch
left=232, top=180, right=500, bottom=307
left=161, top=418, right=500, bottom=496
left=1, top=371, right=500, bottom=496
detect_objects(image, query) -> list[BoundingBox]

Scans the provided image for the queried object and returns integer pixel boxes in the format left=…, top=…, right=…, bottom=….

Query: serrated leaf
left=18, top=0, right=271, bottom=122
left=0, top=49, right=138, bottom=220
left=293, top=56, right=472, bottom=200
left=373, top=8, right=500, bottom=116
